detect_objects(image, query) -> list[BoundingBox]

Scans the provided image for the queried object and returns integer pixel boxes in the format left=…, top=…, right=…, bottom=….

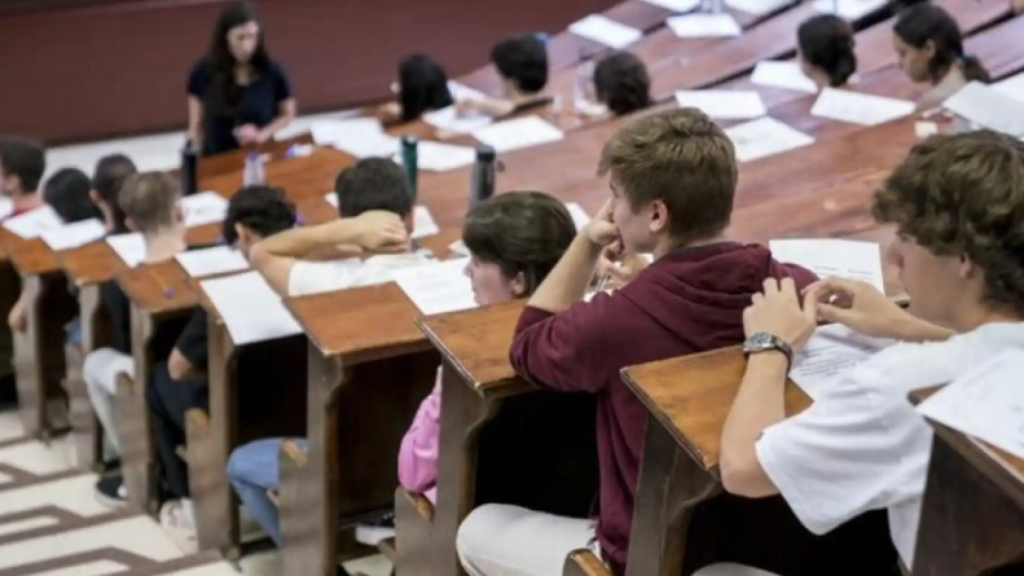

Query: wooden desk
left=197, top=134, right=316, bottom=181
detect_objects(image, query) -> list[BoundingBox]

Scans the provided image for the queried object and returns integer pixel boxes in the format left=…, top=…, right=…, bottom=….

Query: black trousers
left=146, top=361, right=208, bottom=501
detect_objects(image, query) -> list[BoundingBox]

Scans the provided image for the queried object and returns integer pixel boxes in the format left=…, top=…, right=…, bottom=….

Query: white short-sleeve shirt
left=287, top=252, right=433, bottom=297
left=756, top=321, right=1024, bottom=569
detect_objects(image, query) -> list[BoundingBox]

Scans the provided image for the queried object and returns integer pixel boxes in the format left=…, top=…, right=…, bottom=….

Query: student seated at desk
left=380, top=53, right=454, bottom=124
left=0, top=136, right=45, bottom=219
left=709, top=131, right=1024, bottom=576
left=893, top=4, right=990, bottom=112
left=798, top=15, right=856, bottom=90
left=586, top=52, right=652, bottom=118
left=455, top=109, right=817, bottom=576
left=457, top=33, right=550, bottom=118
left=90, top=154, right=138, bottom=234
left=398, top=191, right=577, bottom=503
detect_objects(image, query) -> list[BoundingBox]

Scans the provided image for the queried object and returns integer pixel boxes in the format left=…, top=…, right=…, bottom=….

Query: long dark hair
left=894, top=4, right=990, bottom=84
left=798, top=15, right=857, bottom=87
left=398, top=54, right=454, bottom=123
left=208, top=1, right=271, bottom=116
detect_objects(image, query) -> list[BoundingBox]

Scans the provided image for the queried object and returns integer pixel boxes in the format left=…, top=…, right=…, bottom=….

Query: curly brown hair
left=873, top=130, right=1024, bottom=314
left=594, top=51, right=652, bottom=116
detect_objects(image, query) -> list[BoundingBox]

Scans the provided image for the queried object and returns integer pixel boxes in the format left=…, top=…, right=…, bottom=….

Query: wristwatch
left=742, top=332, right=794, bottom=370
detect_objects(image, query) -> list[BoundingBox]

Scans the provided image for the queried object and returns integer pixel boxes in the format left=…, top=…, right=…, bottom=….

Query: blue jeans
left=226, top=437, right=308, bottom=547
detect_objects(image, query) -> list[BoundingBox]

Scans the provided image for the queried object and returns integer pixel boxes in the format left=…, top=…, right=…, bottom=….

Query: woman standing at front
left=187, top=2, right=296, bottom=156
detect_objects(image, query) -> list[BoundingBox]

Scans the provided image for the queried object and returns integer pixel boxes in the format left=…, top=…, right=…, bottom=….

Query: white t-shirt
left=287, top=251, right=434, bottom=297
left=756, top=321, right=1024, bottom=569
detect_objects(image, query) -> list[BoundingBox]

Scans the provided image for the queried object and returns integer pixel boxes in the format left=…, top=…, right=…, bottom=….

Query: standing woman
left=187, top=2, right=296, bottom=156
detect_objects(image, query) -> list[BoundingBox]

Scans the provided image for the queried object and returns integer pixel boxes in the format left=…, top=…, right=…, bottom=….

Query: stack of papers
left=309, top=118, right=382, bottom=146
left=182, top=191, right=229, bottom=228
left=751, top=61, right=818, bottom=94
left=639, top=0, right=701, bottom=11
left=725, top=117, right=815, bottom=162
left=992, top=73, right=1024, bottom=105
left=322, top=196, right=440, bottom=240
left=918, top=349, right=1024, bottom=461
left=568, top=14, right=643, bottom=49
left=391, top=257, right=477, bottom=316
left=3, top=205, right=64, bottom=239
left=201, top=271, right=302, bottom=345
left=471, top=116, right=565, bottom=153
left=312, top=118, right=399, bottom=159
left=564, top=202, right=591, bottom=231
left=812, top=0, right=887, bottom=20
left=106, top=232, right=146, bottom=268
left=769, top=238, right=885, bottom=293
left=790, top=323, right=894, bottom=400
left=667, top=13, right=742, bottom=38
left=423, top=106, right=493, bottom=135
left=401, top=141, right=477, bottom=172
left=675, top=90, right=767, bottom=120
left=943, top=81, right=1024, bottom=138
left=41, top=218, right=106, bottom=251
left=175, top=246, right=249, bottom=278
left=725, top=0, right=792, bottom=15
left=810, top=88, right=915, bottom=126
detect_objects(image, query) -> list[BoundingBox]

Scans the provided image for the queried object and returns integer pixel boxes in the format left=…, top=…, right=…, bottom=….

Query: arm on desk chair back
left=564, top=549, right=612, bottom=576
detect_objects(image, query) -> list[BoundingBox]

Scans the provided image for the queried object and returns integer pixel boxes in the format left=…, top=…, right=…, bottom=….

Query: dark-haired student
left=893, top=4, right=990, bottom=111
left=187, top=1, right=296, bottom=156
left=798, top=15, right=857, bottom=89
left=44, top=168, right=102, bottom=224
left=91, top=154, right=137, bottom=234
left=457, top=33, right=550, bottom=118
left=455, top=109, right=816, bottom=576
left=380, top=54, right=454, bottom=124
left=707, top=132, right=1024, bottom=576
left=590, top=52, right=652, bottom=117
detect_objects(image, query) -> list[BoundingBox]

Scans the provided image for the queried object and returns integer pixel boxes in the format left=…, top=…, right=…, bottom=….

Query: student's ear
left=510, top=272, right=527, bottom=297
left=173, top=201, right=184, bottom=225
left=234, top=223, right=249, bottom=247
left=922, top=39, right=937, bottom=61
left=403, top=212, right=415, bottom=235
left=958, top=254, right=977, bottom=280
left=89, top=189, right=101, bottom=206
left=648, top=200, right=669, bottom=235
left=125, top=217, right=138, bottom=232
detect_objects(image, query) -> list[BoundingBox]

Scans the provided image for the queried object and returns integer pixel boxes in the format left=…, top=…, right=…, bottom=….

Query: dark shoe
left=0, top=373, right=17, bottom=410
left=94, top=474, right=128, bottom=509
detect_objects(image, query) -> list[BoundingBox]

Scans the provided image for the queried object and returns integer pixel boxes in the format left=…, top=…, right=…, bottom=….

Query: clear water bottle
left=243, top=152, right=265, bottom=186
left=574, top=58, right=596, bottom=112
left=401, top=136, right=419, bottom=203
left=180, top=140, right=198, bottom=196
left=469, top=146, right=497, bottom=208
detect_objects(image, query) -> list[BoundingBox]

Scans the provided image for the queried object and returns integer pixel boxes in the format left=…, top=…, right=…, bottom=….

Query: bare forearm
left=258, top=114, right=293, bottom=142
left=893, top=313, right=954, bottom=342
left=527, top=233, right=602, bottom=313
left=255, top=219, right=361, bottom=260
left=720, top=353, right=787, bottom=496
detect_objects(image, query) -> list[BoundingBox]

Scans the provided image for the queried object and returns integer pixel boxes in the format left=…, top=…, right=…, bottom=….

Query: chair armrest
left=564, top=550, right=612, bottom=576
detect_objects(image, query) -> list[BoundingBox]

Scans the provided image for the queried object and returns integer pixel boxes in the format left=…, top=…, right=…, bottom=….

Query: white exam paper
left=918, top=349, right=1024, bottom=461
left=0, top=198, right=12, bottom=221
left=811, top=88, right=915, bottom=126
left=41, top=218, right=106, bottom=251
left=201, top=271, right=302, bottom=345
left=392, top=257, right=477, bottom=316
left=449, top=239, right=469, bottom=258
left=639, top=0, right=701, bottom=12
left=992, top=73, right=1024, bottom=105
left=790, top=323, right=893, bottom=400
left=106, top=232, right=146, bottom=268
left=3, top=205, right=64, bottom=239
left=751, top=61, right=818, bottom=94
left=564, top=202, right=591, bottom=231
left=943, top=81, right=1024, bottom=138
left=471, top=116, right=565, bottom=153
left=725, top=0, right=792, bottom=15
left=725, top=117, right=815, bottom=162
left=309, top=118, right=384, bottom=147
left=813, top=0, right=886, bottom=20
left=769, top=238, right=885, bottom=293
left=407, top=141, right=477, bottom=172
left=569, top=14, right=643, bottom=49
left=423, top=106, right=493, bottom=135
left=175, top=246, right=250, bottom=278
left=181, top=191, right=229, bottom=228
left=666, top=13, right=742, bottom=38
left=412, top=205, right=440, bottom=239
left=675, top=90, right=767, bottom=120
left=447, top=81, right=487, bottom=103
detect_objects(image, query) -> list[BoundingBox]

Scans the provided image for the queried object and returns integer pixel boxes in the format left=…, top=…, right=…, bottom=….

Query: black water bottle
left=181, top=140, right=198, bottom=196
left=401, top=135, right=419, bottom=203
left=469, top=145, right=497, bottom=208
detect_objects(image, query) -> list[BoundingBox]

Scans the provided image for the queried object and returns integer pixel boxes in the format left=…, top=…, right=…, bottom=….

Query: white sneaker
left=159, top=499, right=198, bottom=553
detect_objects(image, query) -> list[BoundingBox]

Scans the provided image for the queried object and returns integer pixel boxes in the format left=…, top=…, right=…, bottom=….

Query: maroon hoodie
left=509, top=242, right=817, bottom=574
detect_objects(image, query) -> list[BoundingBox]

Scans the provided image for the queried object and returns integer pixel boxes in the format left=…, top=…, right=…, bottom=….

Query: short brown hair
left=119, top=172, right=180, bottom=233
left=462, top=191, right=576, bottom=296
left=594, top=52, right=652, bottom=116
left=598, top=108, right=737, bottom=243
left=873, top=130, right=1024, bottom=313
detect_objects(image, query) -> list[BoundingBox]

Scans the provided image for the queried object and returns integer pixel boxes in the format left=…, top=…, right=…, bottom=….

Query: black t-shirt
left=187, top=58, right=292, bottom=156
left=99, top=280, right=192, bottom=362
left=173, top=308, right=209, bottom=372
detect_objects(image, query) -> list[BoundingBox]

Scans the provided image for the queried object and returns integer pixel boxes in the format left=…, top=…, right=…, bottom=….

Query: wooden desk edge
left=414, top=314, right=528, bottom=397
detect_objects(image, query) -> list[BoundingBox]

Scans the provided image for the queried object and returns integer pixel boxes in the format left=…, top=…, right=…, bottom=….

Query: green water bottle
left=401, top=135, right=419, bottom=203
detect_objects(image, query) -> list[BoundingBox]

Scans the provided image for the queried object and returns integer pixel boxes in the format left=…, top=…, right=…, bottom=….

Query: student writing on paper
left=457, top=34, right=550, bottom=118
left=893, top=5, right=990, bottom=112
left=457, top=109, right=816, bottom=576
left=713, top=131, right=1024, bottom=576
left=251, top=158, right=424, bottom=298
left=90, top=154, right=138, bottom=234
left=378, top=53, right=454, bottom=124
left=590, top=51, right=652, bottom=117
left=187, top=1, right=296, bottom=156
left=397, top=191, right=576, bottom=504
left=798, top=15, right=857, bottom=89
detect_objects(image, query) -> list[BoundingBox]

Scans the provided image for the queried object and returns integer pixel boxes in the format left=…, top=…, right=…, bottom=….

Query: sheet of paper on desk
left=813, top=0, right=886, bottom=20
left=993, top=73, right=1024, bottom=105
left=412, top=206, right=441, bottom=239
left=449, top=239, right=469, bottom=258
left=423, top=106, right=493, bottom=135
left=0, top=198, right=12, bottom=220
left=41, top=218, right=106, bottom=251
left=769, top=238, right=884, bottom=293
left=333, top=129, right=400, bottom=159
left=564, top=202, right=591, bottom=231
left=725, top=0, right=792, bottom=16
left=725, top=117, right=814, bottom=163
left=309, top=118, right=383, bottom=146
left=106, top=232, right=146, bottom=268
left=447, top=81, right=487, bottom=103
left=3, top=205, right=63, bottom=239
left=175, top=246, right=249, bottom=278
left=944, top=82, right=1024, bottom=138
left=409, top=141, right=477, bottom=171
left=182, top=191, right=229, bottom=228
left=667, top=13, right=741, bottom=38
left=392, top=257, right=477, bottom=316
left=811, top=88, right=914, bottom=126
left=675, top=90, right=767, bottom=120
left=472, top=116, right=565, bottom=153
left=790, top=323, right=894, bottom=400
left=918, top=349, right=1024, bottom=460
left=751, top=61, right=818, bottom=94
left=639, top=0, right=700, bottom=12
left=569, top=14, right=642, bottom=49
left=201, top=271, right=302, bottom=345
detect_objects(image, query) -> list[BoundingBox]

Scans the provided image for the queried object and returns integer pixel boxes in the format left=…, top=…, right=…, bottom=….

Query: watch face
left=745, top=332, right=773, bottom=351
